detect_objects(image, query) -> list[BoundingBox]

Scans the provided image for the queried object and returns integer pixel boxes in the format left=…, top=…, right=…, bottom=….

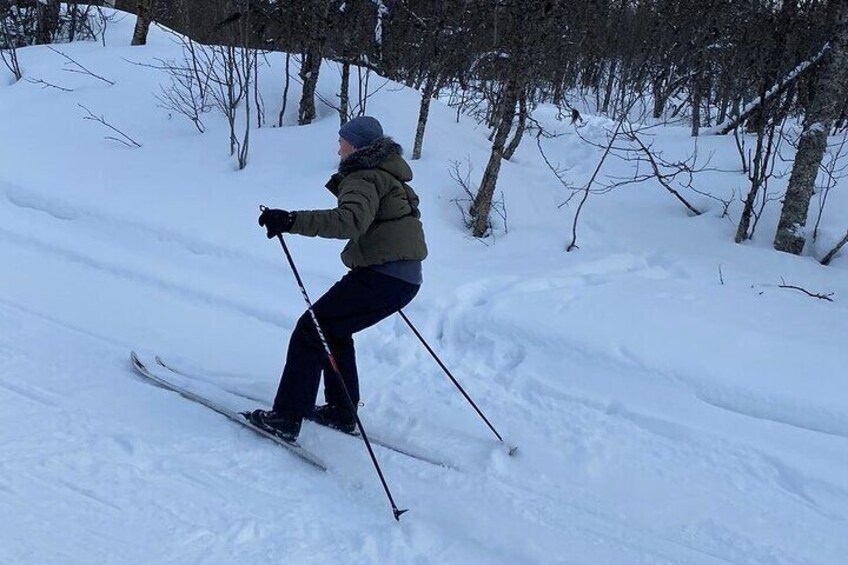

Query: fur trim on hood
left=338, top=136, right=403, bottom=176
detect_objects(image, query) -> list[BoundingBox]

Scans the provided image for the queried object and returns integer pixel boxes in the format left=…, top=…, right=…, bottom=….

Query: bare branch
left=622, top=123, right=702, bottom=215
left=49, top=46, right=115, bottom=86
left=26, top=77, right=73, bottom=91
left=573, top=118, right=714, bottom=214
left=813, top=131, right=848, bottom=240
left=534, top=128, right=580, bottom=206
left=777, top=278, right=835, bottom=302
left=567, top=107, right=632, bottom=252
left=449, top=157, right=476, bottom=229
left=79, top=104, right=142, bottom=148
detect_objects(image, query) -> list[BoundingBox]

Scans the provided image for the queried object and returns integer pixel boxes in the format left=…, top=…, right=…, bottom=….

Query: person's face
left=338, top=137, right=357, bottom=160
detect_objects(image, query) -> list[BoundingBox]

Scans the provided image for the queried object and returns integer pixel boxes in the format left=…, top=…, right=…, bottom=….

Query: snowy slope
left=1, top=12, right=847, bottom=565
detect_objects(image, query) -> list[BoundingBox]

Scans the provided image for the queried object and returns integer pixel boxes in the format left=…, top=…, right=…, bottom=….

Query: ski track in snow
left=442, top=265, right=848, bottom=442
left=4, top=245, right=844, bottom=563
left=0, top=180, right=302, bottom=329
left=2, top=172, right=846, bottom=565
left=695, top=390, right=848, bottom=439
left=1, top=12, right=847, bottom=565
left=122, top=254, right=848, bottom=564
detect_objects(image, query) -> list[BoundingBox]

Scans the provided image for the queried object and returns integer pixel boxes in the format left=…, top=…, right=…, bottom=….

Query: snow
left=1, top=11, right=847, bottom=565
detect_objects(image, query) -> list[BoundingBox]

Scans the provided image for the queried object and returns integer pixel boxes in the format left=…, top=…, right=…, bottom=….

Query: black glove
left=258, top=208, right=296, bottom=239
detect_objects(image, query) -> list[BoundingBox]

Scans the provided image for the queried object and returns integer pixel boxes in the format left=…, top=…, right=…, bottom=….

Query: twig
left=533, top=128, right=580, bottom=206
left=623, top=125, right=702, bottom=215
left=79, top=104, right=142, bottom=148
left=777, top=278, right=834, bottom=302
left=49, top=46, right=115, bottom=86
left=813, top=131, right=848, bottom=241
left=718, top=264, right=725, bottom=285
left=26, top=78, right=74, bottom=92
left=449, top=157, right=476, bottom=229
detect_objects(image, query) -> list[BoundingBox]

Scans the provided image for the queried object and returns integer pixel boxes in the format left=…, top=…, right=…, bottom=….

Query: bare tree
left=131, top=0, right=156, bottom=46
left=449, top=156, right=508, bottom=235
left=151, top=34, right=214, bottom=133
left=502, top=88, right=528, bottom=160
left=34, top=0, right=59, bottom=45
left=297, top=0, right=333, bottom=125
left=412, top=73, right=437, bottom=160
left=775, top=1, right=848, bottom=254
left=0, top=1, right=24, bottom=80
left=0, top=21, right=21, bottom=80
left=471, top=77, right=520, bottom=237
left=388, top=0, right=473, bottom=160
left=237, top=43, right=253, bottom=168
left=812, top=131, right=848, bottom=241
left=338, top=61, right=350, bottom=125
left=206, top=43, right=253, bottom=166
left=470, top=1, right=561, bottom=238
left=278, top=51, right=291, bottom=127
left=735, top=99, right=786, bottom=243
left=708, top=47, right=828, bottom=136
left=1, top=1, right=113, bottom=81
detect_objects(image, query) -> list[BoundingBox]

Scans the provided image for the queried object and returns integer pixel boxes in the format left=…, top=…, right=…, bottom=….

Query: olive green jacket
left=290, top=137, right=428, bottom=269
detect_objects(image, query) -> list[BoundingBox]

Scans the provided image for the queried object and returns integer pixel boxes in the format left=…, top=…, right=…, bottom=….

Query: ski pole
left=267, top=221, right=408, bottom=521
left=398, top=310, right=517, bottom=456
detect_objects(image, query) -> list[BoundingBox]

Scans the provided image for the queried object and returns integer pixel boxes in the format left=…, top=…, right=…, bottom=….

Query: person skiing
left=246, top=116, right=427, bottom=442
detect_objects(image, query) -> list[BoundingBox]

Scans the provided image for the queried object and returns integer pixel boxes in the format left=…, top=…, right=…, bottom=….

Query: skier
left=246, top=116, right=428, bottom=441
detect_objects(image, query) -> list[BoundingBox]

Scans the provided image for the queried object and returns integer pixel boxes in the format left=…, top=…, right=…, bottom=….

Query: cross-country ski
left=154, top=355, right=457, bottom=469
left=130, top=351, right=328, bottom=471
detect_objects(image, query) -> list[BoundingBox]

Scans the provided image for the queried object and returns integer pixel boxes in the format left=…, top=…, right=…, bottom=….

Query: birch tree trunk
left=774, top=3, right=848, bottom=254
left=735, top=104, right=768, bottom=242
left=339, top=62, right=350, bottom=126
left=601, top=60, right=617, bottom=115
left=298, top=1, right=331, bottom=126
left=691, top=51, right=706, bottom=137
left=411, top=74, right=438, bottom=160
left=502, top=89, right=527, bottom=161
left=131, top=0, right=156, bottom=46
left=298, top=48, right=322, bottom=125
left=471, top=79, right=520, bottom=237
left=652, top=70, right=667, bottom=119
left=278, top=52, right=291, bottom=127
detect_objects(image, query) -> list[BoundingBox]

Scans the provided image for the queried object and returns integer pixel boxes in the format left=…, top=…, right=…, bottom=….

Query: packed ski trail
left=129, top=351, right=328, bottom=471
left=2, top=10, right=847, bottom=565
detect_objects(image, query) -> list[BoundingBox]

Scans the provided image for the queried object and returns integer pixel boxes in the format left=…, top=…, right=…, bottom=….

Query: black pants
left=273, top=267, right=420, bottom=419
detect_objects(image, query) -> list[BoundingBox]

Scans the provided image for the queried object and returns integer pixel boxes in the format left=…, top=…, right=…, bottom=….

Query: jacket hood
left=338, top=136, right=413, bottom=182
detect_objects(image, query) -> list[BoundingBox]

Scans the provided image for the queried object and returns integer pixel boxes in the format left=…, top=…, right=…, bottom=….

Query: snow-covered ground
left=1, top=12, right=846, bottom=565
